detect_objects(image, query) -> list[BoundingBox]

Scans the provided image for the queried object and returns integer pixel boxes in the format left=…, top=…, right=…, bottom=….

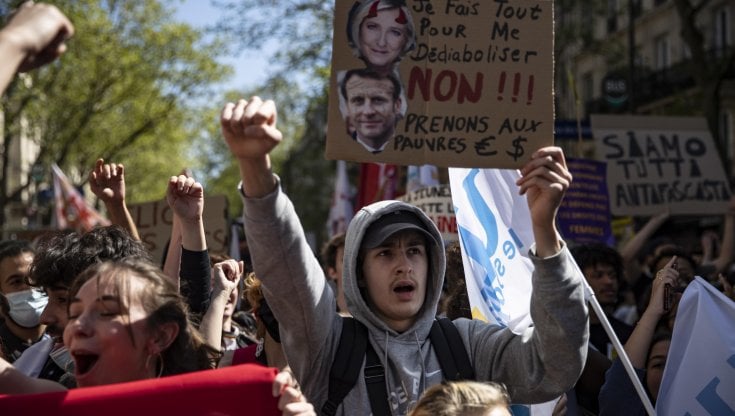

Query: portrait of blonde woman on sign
left=346, top=0, right=416, bottom=75
left=337, top=68, right=403, bottom=154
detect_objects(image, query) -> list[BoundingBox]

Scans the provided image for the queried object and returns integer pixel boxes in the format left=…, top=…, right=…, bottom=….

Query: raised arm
left=516, top=146, right=572, bottom=257
left=619, top=212, right=670, bottom=285
left=88, top=159, right=140, bottom=240
left=0, top=1, right=74, bottom=95
left=200, top=259, right=243, bottom=350
left=624, top=256, right=676, bottom=367
left=166, top=175, right=210, bottom=316
left=220, top=97, right=282, bottom=197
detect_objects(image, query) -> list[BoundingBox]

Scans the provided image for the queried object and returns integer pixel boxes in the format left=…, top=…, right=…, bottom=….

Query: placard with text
left=591, top=115, right=731, bottom=216
left=326, top=0, right=553, bottom=168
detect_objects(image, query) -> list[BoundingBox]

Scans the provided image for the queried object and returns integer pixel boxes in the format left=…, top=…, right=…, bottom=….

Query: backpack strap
left=323, top=317, right=367, bottom=416
left=365, top=341, right=391, bottom=416
left=429, top=317, right=475, bottom=381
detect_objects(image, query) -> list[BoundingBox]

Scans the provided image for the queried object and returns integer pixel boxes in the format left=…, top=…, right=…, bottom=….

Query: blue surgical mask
left=5, top=289, right=48, bottom=328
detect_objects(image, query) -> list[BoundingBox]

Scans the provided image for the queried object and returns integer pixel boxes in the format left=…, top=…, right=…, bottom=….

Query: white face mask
left=4, top=289, right=48, bottom=328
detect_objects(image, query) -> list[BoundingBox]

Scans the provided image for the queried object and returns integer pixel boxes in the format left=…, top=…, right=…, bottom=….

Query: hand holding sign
left=516, top=146, right=572, bottom=256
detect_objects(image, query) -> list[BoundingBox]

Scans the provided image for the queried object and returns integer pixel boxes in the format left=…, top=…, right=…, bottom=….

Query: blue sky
left=172, top=0, right=269, bottom=92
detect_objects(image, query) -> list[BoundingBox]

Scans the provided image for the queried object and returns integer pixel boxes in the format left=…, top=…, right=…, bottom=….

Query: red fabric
left=357, top=163, right=398, bottom=209
left=0, top=364, right=279, bottom=415
left=232, top=343, right=259, bottom=365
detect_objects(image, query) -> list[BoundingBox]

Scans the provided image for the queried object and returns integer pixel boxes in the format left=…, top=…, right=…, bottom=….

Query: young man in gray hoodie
left=221, top=96, right=589, bottom=415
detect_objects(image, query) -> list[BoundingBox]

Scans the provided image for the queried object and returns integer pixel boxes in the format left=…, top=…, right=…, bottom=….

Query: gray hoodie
left=241, top=182, right=588, bottom=415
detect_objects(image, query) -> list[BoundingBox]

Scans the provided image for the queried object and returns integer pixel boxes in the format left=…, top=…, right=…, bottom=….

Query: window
left=654, top=34, right=670, bottom=70
left=713, top=5, right=732, bottom=57
left=582, top=72, right=595, bottom=103
left=607, top=0, right=618, bottom=33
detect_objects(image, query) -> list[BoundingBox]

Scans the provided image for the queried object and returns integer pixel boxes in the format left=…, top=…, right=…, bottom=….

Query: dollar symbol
left=506, top=136, right=527, bottom=161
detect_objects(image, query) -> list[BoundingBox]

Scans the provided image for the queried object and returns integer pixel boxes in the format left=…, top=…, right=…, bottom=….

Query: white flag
left=448, top=168, right=536, bottom=332
left=656, top=277, right=735, bottom=415
left=450, top=167, right=561, bottom=415
left=328, top=160, right=353, bottom=237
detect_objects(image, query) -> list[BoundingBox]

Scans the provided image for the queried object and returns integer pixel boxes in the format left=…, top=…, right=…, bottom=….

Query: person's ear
left=147, top=322, right=179, bottom=355
left=327, top=266, right=338, bottom=281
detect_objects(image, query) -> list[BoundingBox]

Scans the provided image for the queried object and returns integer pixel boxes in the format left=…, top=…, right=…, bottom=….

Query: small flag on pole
left=52, top=164, right=110, bottom=232
left=328, top=160, right=354, bottom=237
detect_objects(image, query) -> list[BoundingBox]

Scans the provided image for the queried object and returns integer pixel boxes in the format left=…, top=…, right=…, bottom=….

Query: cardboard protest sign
left=398, top=184, right=457, bottom=242
left=591, top=115, right=731, bottom=216
left=326, top=0, right=554, bottom=168
left=557, top=158, right=614, bottom=245
left=128, top=195, right=230, bottom=263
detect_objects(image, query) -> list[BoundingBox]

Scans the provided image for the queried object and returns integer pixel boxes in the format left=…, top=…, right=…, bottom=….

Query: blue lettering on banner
left=457, top=169, right=510, bottom=325
left=684, top=354, right=735, bottom=416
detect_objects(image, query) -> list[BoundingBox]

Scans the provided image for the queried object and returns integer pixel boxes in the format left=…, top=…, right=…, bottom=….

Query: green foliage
left=205, top=0, right=335, bottom=241
left=1, top=0, right=231, bottom=211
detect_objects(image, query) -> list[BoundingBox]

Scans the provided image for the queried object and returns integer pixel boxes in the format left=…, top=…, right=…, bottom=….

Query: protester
left=218, top=272, right=288, bottom=370
left=88, top=159, right=140, bottom=240
left=0, top=1, right=74, bottom=95
left=0, top=240, right=46, bottom=362
left=571, top=243, right=633, bottom=357
left=0, top=258, right=217, bottom=393
left=408, top=380, right=511, bottom=416
left=598, top=257, right=679, bottom=415
left=440, top=241, right=471, bottom=320
left=164, top=174, right=212, bottom=319
left=346, top=0, right=416, bottom=74
left=221, top=96, right=588, bottom=414
left=11, top=226, right=150, bottom=386
left=321, top=233, right=349, bottom=314
left=199, top=257, right=255, bottom=352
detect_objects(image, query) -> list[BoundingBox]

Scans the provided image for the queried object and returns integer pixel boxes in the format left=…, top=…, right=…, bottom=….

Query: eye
left=389, top=28, right=403, bottom=38
left=365, top=22, right=379, bottom=31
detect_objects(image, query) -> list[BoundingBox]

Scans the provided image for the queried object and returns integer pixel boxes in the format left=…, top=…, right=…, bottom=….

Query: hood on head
left=342, top=200, right=445, bottom=336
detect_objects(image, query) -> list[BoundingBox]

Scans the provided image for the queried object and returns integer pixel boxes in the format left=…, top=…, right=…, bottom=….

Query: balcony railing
left=584, top=47, right=735, bottom=114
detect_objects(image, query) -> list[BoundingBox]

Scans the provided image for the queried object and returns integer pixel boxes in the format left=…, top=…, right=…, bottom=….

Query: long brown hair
left=69, top=259, right=220, bottom=376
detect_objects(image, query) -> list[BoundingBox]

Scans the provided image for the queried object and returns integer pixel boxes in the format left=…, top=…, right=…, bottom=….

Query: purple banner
left=558, top=158, right=614, bottom=245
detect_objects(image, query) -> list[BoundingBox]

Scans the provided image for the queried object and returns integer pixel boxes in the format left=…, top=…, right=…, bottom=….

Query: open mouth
left=72, top=351, right=99, bottom=376
left=394, top=282, right=415, bottom=294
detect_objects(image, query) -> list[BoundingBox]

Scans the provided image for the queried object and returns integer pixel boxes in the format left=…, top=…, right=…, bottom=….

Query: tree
left=673, top=0, right=735, bottom=162
left=0, top=0, right=231, bottom=228
left=207, top=0, right=336, bottom=242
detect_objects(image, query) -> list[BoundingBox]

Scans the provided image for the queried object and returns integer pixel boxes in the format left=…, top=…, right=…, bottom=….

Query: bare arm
left=624, top=256, right=677, bottom=368
left=0, top=2, right=73, bottom=95
left=200, top=259, right=242, bottom=350
left=619, top=212, right=669, bottom=285
left=0, top=357, right=66, bottom=395
left=88, top=159, right=140, bottom=240
left=162, top=216, right=183, bottom=287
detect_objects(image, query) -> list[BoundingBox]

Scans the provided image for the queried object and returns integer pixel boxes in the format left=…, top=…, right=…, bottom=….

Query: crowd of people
left=1, top=1, right=734, bottom=416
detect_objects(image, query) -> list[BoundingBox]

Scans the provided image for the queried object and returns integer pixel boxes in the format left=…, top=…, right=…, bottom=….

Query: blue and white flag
left=656, top=277, right=735, bottom=415
left=448, top=168, right=536, bottom=332
left=450, top=167, right=557, bottom=416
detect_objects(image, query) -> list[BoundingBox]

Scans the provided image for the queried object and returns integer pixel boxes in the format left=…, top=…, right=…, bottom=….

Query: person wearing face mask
left=0, top=240, right=48, bottom=362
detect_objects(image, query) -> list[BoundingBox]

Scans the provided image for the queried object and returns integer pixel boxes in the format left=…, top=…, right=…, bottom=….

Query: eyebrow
left=68, top=294, right=121, bottom=306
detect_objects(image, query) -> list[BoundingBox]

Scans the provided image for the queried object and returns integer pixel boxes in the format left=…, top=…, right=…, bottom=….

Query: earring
left=145, top=352, right=164, bottom=378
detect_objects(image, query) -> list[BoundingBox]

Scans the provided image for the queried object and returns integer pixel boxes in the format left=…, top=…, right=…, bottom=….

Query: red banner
left=0, top=364, right=279, bottom=415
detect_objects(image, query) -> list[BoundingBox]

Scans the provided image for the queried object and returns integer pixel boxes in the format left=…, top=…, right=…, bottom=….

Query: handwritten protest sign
left=326, top=0, right=554, bottom=168
left=591, top=115, right=731, bottom=216
left=128, top=195, right=229, bottom=263
left=557, top=158, right=614, bottom=245
left=398, top=184, right=457, bottom=242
